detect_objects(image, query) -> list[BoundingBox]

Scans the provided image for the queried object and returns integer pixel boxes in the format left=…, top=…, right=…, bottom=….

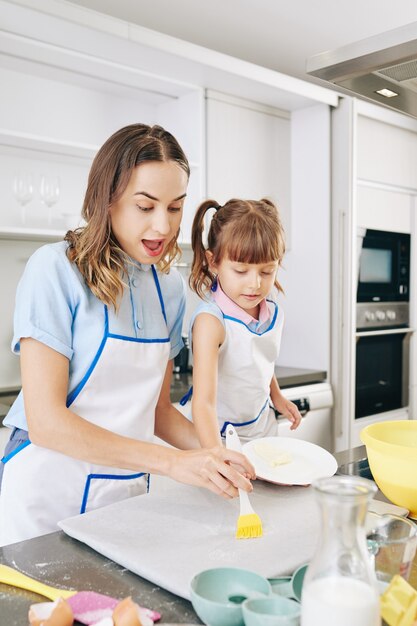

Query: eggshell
left=28, top=597, right=73, bottom=626
left=112, top=597, right=142, bottom=626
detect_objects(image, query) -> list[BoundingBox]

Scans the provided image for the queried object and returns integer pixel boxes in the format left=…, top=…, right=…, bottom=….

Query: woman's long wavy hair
left=65, top=123, right=190, bottom=309
left=189, top=198, right=286, bottom=298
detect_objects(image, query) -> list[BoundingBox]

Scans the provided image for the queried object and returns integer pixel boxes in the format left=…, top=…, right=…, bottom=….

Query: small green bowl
left=268, top=564, right=308, bottom=602
left=291, top=564, right=308, bottom=602
left=242, top=596, right=301, bottom=626
left=268, top=576, right=293, bottom=598
left=190, top=567, right=272, bottom=626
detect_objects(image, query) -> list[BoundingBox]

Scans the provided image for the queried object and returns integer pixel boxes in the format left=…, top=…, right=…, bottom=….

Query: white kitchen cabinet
left=0, top=0, right=335, bottom=245
left=0, top=2, right=205, bottom=243
left=0, top=0, right=337, bottom=392
left=331, top=98, right=417, bottom=451
left=206, top=90, right=291, bottom=241
left=357, top=185, right=412, bottom=233
left=357, top=113, right=417, bottom=190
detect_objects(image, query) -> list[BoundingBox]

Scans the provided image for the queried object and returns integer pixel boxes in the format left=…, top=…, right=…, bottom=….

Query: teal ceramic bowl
left=242, top=596, right=301, bottom=626
left=190, top=567, right=272, bottom=626
left=268, top=576, right=293, bottom=598
left=268, top=564, right=308, bottom=602
left=291, top=564, right=308, bottom=602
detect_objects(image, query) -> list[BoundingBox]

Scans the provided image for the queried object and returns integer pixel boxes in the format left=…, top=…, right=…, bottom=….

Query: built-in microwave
left=357, top=229, right=410, bottom=302
left=356, top=229, right=410, bottom=330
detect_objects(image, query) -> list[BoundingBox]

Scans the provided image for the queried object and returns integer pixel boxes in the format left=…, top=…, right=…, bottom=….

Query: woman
left=0, top=124, right=254, bottom=546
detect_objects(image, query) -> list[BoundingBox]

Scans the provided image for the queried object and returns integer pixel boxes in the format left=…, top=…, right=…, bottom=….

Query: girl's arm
left=191, top=313, right=225, bottom=448
left=21, top=337, right=254, bottom=498
left=269, top=375, right=302, bottom=430
left=154, top=358, right=200, bottom=450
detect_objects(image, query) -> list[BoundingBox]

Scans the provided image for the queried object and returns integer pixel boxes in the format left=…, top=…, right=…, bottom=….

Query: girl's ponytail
left=189, top=199, right=220, bottom=298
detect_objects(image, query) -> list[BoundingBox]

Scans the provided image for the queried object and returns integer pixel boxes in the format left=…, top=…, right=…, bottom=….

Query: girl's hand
left=169, top=446, right=256, bottom=499
left=274, top=398, right=302, bottom=430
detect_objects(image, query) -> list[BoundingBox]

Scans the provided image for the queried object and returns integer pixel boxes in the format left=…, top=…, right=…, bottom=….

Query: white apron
left=216, top=301, right=284, bottom=441
left=0, top=266, right=170, bottom=545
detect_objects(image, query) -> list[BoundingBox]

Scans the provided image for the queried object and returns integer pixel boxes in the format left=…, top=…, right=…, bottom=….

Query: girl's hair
left=189, top=198, right=285, bottom=298
left=65, top=123, right=190, bottom=308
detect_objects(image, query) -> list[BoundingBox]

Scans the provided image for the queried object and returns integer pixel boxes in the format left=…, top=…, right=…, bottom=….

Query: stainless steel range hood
left=307, top=22, right=417, bottom=118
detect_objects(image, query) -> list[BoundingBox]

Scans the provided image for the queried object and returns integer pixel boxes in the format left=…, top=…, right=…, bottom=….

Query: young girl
left=188, top=198, right=302, bottom=447
left=0, top=125, right=254, bottom=546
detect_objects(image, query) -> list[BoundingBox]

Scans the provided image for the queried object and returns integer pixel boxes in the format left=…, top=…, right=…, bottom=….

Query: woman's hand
left=169, top=446, right=256, bottom=499
left=273, top=397, right=302, bottom=430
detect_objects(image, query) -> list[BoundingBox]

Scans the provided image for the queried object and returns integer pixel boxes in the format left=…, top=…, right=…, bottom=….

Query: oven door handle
left=356, top=327, right=414, bottom=338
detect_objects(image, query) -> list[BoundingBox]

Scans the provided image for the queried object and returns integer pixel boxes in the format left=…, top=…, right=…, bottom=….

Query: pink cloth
left=213, top=283, right=270, bottom=326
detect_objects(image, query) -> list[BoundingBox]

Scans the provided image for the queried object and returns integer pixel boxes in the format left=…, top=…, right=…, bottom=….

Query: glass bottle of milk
left=301, top=475, right=381, bottom=626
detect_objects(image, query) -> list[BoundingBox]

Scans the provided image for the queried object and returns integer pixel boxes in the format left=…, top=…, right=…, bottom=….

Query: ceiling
left=67, top=0, right=417, bottom=87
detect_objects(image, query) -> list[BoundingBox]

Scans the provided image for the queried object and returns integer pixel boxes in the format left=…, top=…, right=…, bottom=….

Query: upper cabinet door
left=357, top=114, right=417, bottom=190
left=206, top=91, right=291, bottom=240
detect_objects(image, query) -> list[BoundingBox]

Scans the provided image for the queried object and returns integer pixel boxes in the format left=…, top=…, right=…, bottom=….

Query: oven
left=355, top=330, right=410, bottom=419
left=355, top=227, right=411, bottom=420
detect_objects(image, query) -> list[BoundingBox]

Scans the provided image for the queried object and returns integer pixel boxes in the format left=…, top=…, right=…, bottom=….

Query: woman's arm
left=190, top=313, right=225, bottom=448
left=270, top=375, right=302, bottom=430
left=21, top=337, right=254, bottom=498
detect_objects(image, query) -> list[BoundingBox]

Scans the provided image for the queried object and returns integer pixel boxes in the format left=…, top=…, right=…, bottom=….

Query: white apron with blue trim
left=217, top=301, right=284, bottom=442
left=0, top=267, right=170, bottom=545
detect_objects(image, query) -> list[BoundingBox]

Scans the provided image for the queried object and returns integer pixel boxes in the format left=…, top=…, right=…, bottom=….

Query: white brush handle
left=225, top=424, right=254, bottom=515
left=225, top=423, right=243, bottom=453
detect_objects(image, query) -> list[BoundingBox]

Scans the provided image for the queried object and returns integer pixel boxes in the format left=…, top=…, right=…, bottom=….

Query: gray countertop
left=0, top=531, right=202, bottom=625
left=274, top=366, right=327, bottom=388
left=0, top=446, right=374, bottom=626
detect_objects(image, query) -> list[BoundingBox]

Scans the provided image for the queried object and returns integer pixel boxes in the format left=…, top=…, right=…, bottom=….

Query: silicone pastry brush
left=0, top=564, right=160, bottom=624
left=225, top=424, right=263, bottom=539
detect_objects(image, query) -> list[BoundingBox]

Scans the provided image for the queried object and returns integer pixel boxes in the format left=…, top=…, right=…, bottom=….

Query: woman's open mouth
left=142, top=239, right=165, bottom=257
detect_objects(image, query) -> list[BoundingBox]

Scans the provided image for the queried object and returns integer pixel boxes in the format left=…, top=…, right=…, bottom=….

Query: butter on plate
left=254, top=442, right=292, bottom=467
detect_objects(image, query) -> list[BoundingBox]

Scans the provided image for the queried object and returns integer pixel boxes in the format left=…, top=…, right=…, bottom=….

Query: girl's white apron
left=0, top=266, right=170, bottom=545
left=216, top=301, right=284, bottom=441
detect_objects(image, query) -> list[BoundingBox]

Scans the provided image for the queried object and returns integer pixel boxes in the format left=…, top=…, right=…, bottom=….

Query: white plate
left=243, top=437, right=338, bottom=485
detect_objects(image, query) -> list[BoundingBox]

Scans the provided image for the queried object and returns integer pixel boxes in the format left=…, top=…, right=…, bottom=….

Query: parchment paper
left=59, top=478, right=319, bottom=600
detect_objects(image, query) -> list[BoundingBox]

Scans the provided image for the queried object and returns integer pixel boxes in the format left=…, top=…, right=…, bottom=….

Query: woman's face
left=110, top=161, right=188, bottom=264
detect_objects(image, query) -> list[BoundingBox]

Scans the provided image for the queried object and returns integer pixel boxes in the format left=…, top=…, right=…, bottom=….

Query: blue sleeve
left=188, top=299, right=225, bottom=341
left=168, top=271, right=186, bottom=361
left=12, top=244, right=77, bottom=360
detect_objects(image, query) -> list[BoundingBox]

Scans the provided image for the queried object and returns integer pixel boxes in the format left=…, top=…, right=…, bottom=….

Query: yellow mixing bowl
left=361, top=421, right=417, bottom=517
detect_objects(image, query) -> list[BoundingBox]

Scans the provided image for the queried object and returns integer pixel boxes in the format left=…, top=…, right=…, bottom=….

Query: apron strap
left=179, top=386, right=193, bottom=406
left=151, top=265, right=167, bottom=325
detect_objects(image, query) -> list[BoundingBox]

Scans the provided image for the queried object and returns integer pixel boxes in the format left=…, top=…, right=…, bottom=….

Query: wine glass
left=13, top=172, right=34, bottom=225
left=40, top=175, right=60, bottom=225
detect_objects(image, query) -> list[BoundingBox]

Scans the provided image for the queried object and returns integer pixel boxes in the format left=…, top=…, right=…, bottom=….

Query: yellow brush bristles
left=235, top=513, right=263, bottom=539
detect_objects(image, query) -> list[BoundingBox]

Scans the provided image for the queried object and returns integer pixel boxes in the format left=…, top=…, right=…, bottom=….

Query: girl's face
left=209, top=255, right=279, bottom=318
left=109, top=161, right=188, bottom=264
